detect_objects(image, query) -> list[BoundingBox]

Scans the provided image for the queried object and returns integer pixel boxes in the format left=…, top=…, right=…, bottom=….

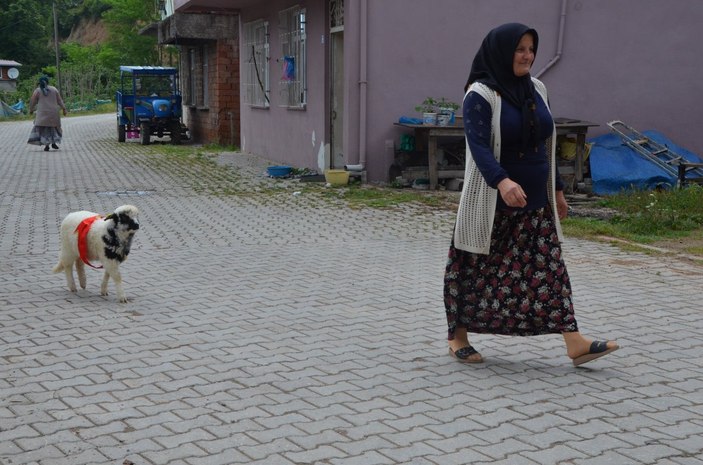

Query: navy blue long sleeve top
left=463, top=90, right=563, bottom=212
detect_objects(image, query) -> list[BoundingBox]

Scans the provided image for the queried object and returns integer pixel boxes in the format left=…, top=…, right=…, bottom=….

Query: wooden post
left=53, top=1, right=62, bottom=95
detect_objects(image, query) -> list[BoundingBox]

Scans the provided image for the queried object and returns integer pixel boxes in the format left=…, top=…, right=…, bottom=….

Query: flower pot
left=437, top=114, right=451, bottom=127
left=438, top=107, right=456, bottom=126
left=422, top=112, right=438, bottom=125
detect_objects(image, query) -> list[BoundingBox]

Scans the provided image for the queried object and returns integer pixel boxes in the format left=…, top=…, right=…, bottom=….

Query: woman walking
left=28, top=76, right=67, bottom=151
left=444, top=23, right=619, bottom=366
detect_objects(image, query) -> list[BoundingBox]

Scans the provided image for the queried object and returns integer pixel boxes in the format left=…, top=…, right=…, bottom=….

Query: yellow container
left=559, top=137, right=592, bottom=161
left=324, top=169, right=350, bottom=186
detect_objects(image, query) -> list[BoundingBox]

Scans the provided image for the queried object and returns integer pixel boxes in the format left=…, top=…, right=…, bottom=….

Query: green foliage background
left=0, top=0, right=162, bottom=109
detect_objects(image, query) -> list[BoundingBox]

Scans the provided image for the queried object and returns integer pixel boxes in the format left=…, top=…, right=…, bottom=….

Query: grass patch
left=320, top=185, right=454, bottom=209
left=563, top=186, right=703, bottom=257
left=595, top=185, right=703, bottom=240
left=148, top=144, right=202, bottom=159
left=561, top=217, right=620, bottom=239
left=203, top=143, right=240, bottom=153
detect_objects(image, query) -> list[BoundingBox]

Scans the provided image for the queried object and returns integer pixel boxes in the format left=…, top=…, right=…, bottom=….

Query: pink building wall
left=237, top=0, right=329, bottom=173
left=180, top=0, right=703, bottom=183
left=356, top=0, right=703, bottom=182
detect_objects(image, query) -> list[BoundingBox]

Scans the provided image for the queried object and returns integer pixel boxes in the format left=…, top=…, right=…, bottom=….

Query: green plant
left=414, top=97, right=438, bottom=114
left=436, top=97, right=460, bottom=113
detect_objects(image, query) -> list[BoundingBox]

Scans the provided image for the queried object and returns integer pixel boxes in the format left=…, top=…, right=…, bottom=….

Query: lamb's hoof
left=118, top=296, right=128, bottom=303
left=69, top=287, right=77, bottom=292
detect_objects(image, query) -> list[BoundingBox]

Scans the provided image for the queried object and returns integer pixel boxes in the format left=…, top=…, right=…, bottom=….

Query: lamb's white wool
left=53, top=205, right=140, bottom=303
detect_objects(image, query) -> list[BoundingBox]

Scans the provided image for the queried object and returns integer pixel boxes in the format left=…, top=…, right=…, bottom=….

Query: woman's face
left=513, top=33, right=535, bottom=77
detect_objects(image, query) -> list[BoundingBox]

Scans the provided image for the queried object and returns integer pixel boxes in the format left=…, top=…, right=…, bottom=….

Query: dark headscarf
left=464, top=23, right=540, bottom=153
left=39, top=76, right=49, bottom=96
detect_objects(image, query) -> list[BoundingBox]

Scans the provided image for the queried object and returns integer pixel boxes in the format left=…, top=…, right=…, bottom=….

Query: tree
left=0, top=0, right=160, bottom=106
left=99, top=0, right=159, bottom=69
left=0, top=0, right=54, bottom=76
left=60, top=42, right=115, bottom=102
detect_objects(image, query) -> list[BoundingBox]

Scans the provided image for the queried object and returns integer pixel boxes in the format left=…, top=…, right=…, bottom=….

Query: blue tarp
left=588, top=130, right=703, bottom=195
left=0, top=99, right=23, bottom=117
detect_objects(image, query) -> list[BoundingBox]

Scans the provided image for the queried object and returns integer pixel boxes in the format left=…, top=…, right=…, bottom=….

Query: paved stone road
left=1, top=113, right=703, bottom=465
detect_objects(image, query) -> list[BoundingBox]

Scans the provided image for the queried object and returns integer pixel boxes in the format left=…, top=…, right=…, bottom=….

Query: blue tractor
left=116, top=66, right=188, bottom=145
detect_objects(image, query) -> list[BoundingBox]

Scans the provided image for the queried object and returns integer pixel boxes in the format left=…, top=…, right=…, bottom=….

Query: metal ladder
left=607, top=120, right=703, bottom=186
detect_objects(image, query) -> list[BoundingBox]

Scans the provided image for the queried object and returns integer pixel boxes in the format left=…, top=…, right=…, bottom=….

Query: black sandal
left=449, top=345, right=483, bottom=364
left=572, top=340, right=619, bottom=367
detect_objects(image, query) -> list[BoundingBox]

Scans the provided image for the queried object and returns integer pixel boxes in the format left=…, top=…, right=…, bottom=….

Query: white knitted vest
left=453, top=78, right=562, bottom=254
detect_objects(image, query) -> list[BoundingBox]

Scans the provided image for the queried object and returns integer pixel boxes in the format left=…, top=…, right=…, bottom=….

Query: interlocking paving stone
left=2, top=113, right=703, bottom=464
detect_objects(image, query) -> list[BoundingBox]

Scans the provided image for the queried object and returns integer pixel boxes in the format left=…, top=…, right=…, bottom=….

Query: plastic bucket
left=324, top=169, right=350, bottom=186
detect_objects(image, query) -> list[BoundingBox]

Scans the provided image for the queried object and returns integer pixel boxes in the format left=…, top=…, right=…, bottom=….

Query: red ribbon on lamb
left=75, top=215, right=104, bottom=269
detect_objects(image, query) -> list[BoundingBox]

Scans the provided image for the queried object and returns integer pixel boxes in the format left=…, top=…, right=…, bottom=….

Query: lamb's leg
left=105, top=263, right=127, bottom=303
left=64, top=260, right=77, bottom=292
left=76, top=260, right=87, bottom=289
left=100, top=270, right=110, bottom=297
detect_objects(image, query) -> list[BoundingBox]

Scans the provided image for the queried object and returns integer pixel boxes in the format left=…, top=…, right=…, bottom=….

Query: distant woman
left=28, top=76, right=67, bottom=151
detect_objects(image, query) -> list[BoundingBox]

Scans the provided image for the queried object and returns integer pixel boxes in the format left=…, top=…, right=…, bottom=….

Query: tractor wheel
left=170, top=121, right=182, bottom=145
left=140, top=123, right=151, bottom=145
left=117, top=123, right=126, bottom=142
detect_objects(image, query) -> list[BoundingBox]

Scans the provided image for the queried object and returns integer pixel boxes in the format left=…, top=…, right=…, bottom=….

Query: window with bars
left=185, top=46, right=209, bottom=107
left=243, top=19, right=270, bottom=107
left=188, top=48, right=196, bottom=105
left=330, top=0, right=344, bottom=30
left=202, top=48, right=209, bottom=107
left=278, top=5, right=306, bottom=109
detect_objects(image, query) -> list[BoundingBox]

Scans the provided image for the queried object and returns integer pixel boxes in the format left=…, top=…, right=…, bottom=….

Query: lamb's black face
left=117, top=213, right=139, bottom=232
left=103, top=213, right=139, bottom=262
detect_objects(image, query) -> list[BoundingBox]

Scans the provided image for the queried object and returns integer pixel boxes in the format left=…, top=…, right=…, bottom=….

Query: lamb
left=53, top=205, right=140, bottom=303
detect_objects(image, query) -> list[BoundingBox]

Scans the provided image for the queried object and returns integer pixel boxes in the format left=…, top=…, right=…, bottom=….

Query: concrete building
left=163, top=0, right=703, bottom=184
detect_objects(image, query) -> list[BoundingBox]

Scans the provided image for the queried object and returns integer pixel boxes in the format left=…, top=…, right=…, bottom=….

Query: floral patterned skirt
left=444, top=208, right=578, bottom=338
left=27, top=125, right=62, bottom=146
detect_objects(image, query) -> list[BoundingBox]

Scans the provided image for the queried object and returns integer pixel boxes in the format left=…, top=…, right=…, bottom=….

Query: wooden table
left=394, top=123, right=464, bottom=190
left=554, top=118, right=599, bottom=187
left=396, top=118, right=598, bottom=190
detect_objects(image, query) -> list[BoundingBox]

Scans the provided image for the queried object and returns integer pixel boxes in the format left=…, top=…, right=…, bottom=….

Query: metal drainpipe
left=535, top=0, right=568, bottom=79
left=353, top=0, right=368, bottom=171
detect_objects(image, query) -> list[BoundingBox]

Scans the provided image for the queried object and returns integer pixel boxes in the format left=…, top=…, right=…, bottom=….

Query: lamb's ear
left=105, top=213, right=116, bottom=222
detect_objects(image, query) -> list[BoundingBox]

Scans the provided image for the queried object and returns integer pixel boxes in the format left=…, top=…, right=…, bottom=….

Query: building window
left=185, top=46, right=209, bottom=107
left=243, top=19, right=270, bottom=107
left=202, top=47, right=209, bottom=107
left=330, top=0, right=344, bottom=30
left=278, top=5, right=306, bottom=109
left=188, top=48, right=196, bottom=105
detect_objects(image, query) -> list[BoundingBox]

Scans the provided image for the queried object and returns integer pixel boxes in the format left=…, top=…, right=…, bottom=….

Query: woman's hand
left=556, top=190, right=568, bottom=219
left=497, top=178, right=527, bottom=208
